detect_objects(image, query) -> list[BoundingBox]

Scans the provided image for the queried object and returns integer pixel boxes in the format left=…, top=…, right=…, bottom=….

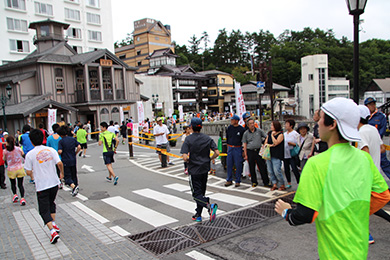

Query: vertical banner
left=168, top=108, right=172, bottom=118
left=230, top=105, right=233, bottom=115
left=120, top=106, right=124, bottom=124
left=235, top=82, right=246, bottom=125
left=179, top=105, right=184, bottom=122
left=132, top=123, right=139, bottom=142
left=47, top=109, right=57, bottom=135
left=137, top=101, right=144, bottom=124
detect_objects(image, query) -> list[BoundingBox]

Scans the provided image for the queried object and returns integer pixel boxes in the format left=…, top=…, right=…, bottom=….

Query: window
left=136, top=50, right=141, bottom=56
left=88, top=30, right=102, bottom=41
left=87, top=13, right=101, bottom=24
left=6, top=0, right=26, bottom=10
left=6, top=18, right=28, bottom=32
left=55, top=68, right=64, bottom=94
left=308, top=74, right=313, bottom=81
left=209, top=90, right=217, bottom=95
left=65, top=8, right=80, bottom=21
left=137, top=61, right=142, bottom=66
left=72, top=45, right=82, bottom=53
left=35, top=2, right=53, bottom=16
left=87, top=0, right=99, bottom=8
left=119, top=54, right=125, bottom=59
left=318, top=68, right=326, bottom=106
left=221, top=78, right=225, bottom=84
left=328, top=94, right=348, bottom=100
left=328, top=85, right=349, bottom=91
left=40, top=25, right=50, bottom=36
left=65, top=0, right=79, bottom=3
left=67, top=27, right=82, bottom=39
left=9, top=39, right=29, bottom=52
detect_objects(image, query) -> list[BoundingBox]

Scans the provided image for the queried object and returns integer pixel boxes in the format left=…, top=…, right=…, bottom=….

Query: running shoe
left=59, top=182, right=63, bottom=189
left=20, top=198, right=26, bottom=206
left=168, top=162, right=174, bottom=165
left=286, top=184, right=292, bottom=189
left=83, top=155, right=86, bottom=158
left=50, top=231, right=60, bottom=244
left=209, top=204, right=218, bottom=223
left=224, top=181, right=233, bottom=187
left=192, top=214, right=202, bottom=222
left=369, top=234, right=375, bottom=244
left=252, top=183, right=258, bottom=188
left=113, top=176, right=119, bottom=185
left=72, top=186, right=79, bottom=197
left=78, top=152, right=82, bottom=157
left=29, top=180, right=35, bottom=184
left=12, top=194, right=18, bottom=203
left=106, top=177, right=112, bottom=182
left=53, top=224, right=60, bottom=233
left=184, top=169, right=188, bottom=175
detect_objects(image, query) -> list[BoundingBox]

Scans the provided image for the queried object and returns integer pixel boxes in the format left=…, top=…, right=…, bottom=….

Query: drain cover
left=89, top=191, right=110, bottom=200
left=239, top=237, right=278, bottom=253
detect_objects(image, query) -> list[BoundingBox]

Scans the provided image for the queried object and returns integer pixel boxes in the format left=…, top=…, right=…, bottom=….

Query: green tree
left=114, top=33, right=133, bottom=48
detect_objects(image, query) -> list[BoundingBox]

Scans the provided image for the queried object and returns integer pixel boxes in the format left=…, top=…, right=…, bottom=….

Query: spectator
left=297, top=122, right=314, bottom=170
left=310, top=109, right=328, bottom=156
left=283, top=119, right=300, bottom=188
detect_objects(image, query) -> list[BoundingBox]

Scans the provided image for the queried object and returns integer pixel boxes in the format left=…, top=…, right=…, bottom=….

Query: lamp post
left=1, top=84, right=12, bottom=131
left=151, top=94, right=159, bottom=118
left=346, top=0, right=368, bottom=104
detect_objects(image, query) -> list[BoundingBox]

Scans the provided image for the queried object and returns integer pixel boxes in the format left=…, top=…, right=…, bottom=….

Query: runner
left=46, top=124, right=63, bottom=188
left=58, top=126, right=81, bottom=197
left=180, top=118, right=219, bottom=223
left=0, top=135, right=5, bottom=189
left=275, top=97, right=390, bottom=259
left=76, top=123, right=88, bottom=158
left=24, top=129, right=64, bottom=244
left=19, top=125, right=35, bottom=184
left=4, top=135, right=26, bottom=205
left=99, top=122, right=119, bottom=185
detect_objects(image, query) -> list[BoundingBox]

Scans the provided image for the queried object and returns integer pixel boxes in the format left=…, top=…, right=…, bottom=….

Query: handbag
left=260, top=144, right=271, bottom=160
left=290, top=144, right=300, bottom=157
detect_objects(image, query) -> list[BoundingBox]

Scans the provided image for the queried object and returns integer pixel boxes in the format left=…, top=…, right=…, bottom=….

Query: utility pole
left=258, top=59, right=274, bottom=121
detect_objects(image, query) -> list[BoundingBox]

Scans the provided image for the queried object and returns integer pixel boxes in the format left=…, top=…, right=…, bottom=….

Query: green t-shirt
left=99, top=131, right=115, bottom=153
left=294, top=143, right=388, bottom=260
left=76, top=129, right=87, bottom=144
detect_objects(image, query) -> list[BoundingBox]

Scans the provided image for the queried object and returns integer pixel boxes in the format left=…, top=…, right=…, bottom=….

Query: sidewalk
left=0, top=181, right=157, bottom=260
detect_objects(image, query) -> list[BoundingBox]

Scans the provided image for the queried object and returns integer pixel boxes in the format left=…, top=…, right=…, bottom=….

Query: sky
left=111, top=0, right=390, bottom=47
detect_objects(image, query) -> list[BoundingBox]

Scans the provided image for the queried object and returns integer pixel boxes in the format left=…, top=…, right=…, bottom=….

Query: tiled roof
left=198, top=70, right=231, bottom=76
left=0, top=71, right=36, bottom=84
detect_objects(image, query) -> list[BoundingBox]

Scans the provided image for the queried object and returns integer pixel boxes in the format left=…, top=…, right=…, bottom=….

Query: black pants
left=0, top=165, right=5, bottom=187
left=64, top=165, right=78, bottom=186
left=283, top=157, right=300, bottom=183
left=189, top=173, right=209, bottom=215
left=247, top=149, right=269, bottom=185
left=37, top=185, right=58, bottom=225
left=10, top=177, right=25, bottom=197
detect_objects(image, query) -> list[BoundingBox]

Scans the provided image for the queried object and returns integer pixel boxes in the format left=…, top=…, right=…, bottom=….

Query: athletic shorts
left=103, top=151, right=115, bottom=165
left=7, top=168, right=26, bottom=179
left=80, top=143, right=88, bottom=149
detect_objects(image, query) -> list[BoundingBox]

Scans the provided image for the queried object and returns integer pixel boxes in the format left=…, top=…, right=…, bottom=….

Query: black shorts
left=80, top=143, right=87, bottom=149
left=37, top=185, right=58, bottom=225
left=103, top=151, right=115, bottom=165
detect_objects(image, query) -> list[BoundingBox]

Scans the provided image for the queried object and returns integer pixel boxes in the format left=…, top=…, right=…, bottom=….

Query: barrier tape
left=385, top=144, right=390, bottom=151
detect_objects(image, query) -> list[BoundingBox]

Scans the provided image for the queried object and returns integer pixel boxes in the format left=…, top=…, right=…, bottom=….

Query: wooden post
left=128, top=128, right=133, bottom=158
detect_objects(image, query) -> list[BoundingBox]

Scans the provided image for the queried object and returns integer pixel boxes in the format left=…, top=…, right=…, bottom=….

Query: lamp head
left=346, top=0, right=368, bottom=15
left=6, top=84, right=11, bottom=98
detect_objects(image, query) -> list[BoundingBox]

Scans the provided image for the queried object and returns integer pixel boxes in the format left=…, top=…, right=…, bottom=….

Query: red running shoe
left=12, top=194, right=18, bottom=203
left=50, top=231, right=60, bottom=244
left=53, top=224, right=60, bottom=233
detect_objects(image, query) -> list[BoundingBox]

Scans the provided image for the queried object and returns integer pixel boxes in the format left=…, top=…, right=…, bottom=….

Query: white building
left=1, top=0, right=114, bottom=65
left=295, top=54, right=350, bottom=118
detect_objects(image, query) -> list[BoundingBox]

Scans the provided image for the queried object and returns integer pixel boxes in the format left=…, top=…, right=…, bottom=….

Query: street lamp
left=1, top=84, right=12, bottom=131
left=151, top=94, right=159, bottom=117
left=346, top=0, right=368, bottom=104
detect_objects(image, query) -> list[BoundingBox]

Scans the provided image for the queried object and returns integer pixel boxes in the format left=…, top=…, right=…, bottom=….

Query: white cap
left=358, top=105, right=370, bottom=120
left=3, top=132, right=8, bottom=136
left=321, top=97, right=361, bottom=142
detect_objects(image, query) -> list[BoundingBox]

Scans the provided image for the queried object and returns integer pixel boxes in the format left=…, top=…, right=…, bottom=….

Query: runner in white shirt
left=24, top=129, right=64, bottom=244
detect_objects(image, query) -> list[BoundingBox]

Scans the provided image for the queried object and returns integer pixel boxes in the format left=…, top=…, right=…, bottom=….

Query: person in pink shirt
left=126, top=119, right=133, bottom=131
left=4, top=135, right=26, bottom=205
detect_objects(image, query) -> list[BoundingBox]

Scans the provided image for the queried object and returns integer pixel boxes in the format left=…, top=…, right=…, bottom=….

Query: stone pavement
left=0, top=182, right=157, bottom=260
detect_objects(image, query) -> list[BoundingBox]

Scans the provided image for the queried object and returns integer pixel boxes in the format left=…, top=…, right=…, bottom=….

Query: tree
left=114, top=33, right=133, bottom=49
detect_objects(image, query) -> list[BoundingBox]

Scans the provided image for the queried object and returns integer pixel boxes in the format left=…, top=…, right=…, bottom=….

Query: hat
left=191, top=118, right=202, bottom=128
left=242, top=112, right=250, bottom=119
left=231, top=115, right=240, bottom=121
left=364, top=97, right=376, bottom=105
left=321, top=97, right=360, bottom=142
left=358, top=105, right=370, bottom=120
left=297, top=122, right=310, bottom=132
left=3, top=132, right=8, bottom=136
left=156, top=117, right=162, bottom=122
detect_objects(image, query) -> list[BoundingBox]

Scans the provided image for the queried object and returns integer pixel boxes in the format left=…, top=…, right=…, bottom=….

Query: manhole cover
left=239, top=237, right=278, bottom=253
left=89, top=191, right=110, bottom=200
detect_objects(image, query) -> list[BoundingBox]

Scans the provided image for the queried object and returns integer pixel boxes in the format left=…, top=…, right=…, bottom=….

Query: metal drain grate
left=128, top=192, right=295, bottom=256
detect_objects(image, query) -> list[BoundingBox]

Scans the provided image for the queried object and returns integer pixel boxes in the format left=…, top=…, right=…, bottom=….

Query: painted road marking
left=72, top=201, right=109, bottom=224
left=102, top=196, right=178, bottom=227
left=208, top=193, right=258, bottom=206
left=163, top=183, right=190, bottom=192
left=110, top=225, right=131, bottom=237
left=186, top=250, right=215, bottom=260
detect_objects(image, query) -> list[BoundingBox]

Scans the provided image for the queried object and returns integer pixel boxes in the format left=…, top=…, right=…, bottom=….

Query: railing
left=116, top=89, right=125, bottom=100
left=75, top=90, right=85, bottom=103
left=90, top=89, right=101, bottom=101
left=103, top=89, right=113, bottom=100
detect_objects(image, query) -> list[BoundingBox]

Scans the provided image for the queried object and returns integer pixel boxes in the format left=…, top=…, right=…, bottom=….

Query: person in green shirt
left=76, top=124, right=88, bottom=158
left=98, top=122, right=119, bottom=185
left=275, top=97, right=390, bottom=259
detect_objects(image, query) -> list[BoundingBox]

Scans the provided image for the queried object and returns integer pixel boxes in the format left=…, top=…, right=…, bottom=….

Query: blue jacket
left=368, top=110, right=387, bottom=138
left=20, top=132, right=34, bottom=154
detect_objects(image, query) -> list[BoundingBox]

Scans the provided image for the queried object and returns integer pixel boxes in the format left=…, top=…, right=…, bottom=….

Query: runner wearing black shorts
left=99, top=122, right=119, bottom=185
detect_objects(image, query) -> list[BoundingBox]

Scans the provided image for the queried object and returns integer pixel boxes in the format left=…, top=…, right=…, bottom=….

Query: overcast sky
left=111, top=0, right=390, bottom=47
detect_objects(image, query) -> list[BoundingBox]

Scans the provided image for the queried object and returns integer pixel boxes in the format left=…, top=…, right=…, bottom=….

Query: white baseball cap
left=358, top=105, right=370, bottom=120
left=321, top=97, right=361, bottom=142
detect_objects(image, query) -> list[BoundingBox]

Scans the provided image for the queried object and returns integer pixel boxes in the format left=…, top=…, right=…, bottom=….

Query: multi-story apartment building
left=1, top=0, right=114, bottom=65
left=0, top=19, right=140, bottom=134
left=115, top=18, right=173, bottom=72
left=295, top=54, right=350, bottom=118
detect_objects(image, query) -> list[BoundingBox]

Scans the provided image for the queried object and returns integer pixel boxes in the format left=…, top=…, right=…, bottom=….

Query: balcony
left=90, top=89, right=101, bottom=101
left=75, top=89, right=85, bottom=103
left=116, top=89, right=125, bottom=100
left=103, top=89, right=113, bottom=100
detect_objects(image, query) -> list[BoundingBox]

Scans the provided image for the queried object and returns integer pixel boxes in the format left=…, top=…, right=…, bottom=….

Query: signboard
left=179, top=105, right=184, bottom=122
left=120, top=106, right=124, bottom=124
left=132, top=123, right=139, bottom=142
left=156, top=102, right=163, bottom=109
left=256, top=81, right=265, bottom=94
left=100, top=59, right=113, bottom=67
left=47, top=109, right=57, bottom=134
left=36, top=112, right=48, bottom=117
left=137, top=101, right=144, bottom=124
left=168, top=108, right=172, bottom=118
left=234, top=82, right=246, bottom=126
